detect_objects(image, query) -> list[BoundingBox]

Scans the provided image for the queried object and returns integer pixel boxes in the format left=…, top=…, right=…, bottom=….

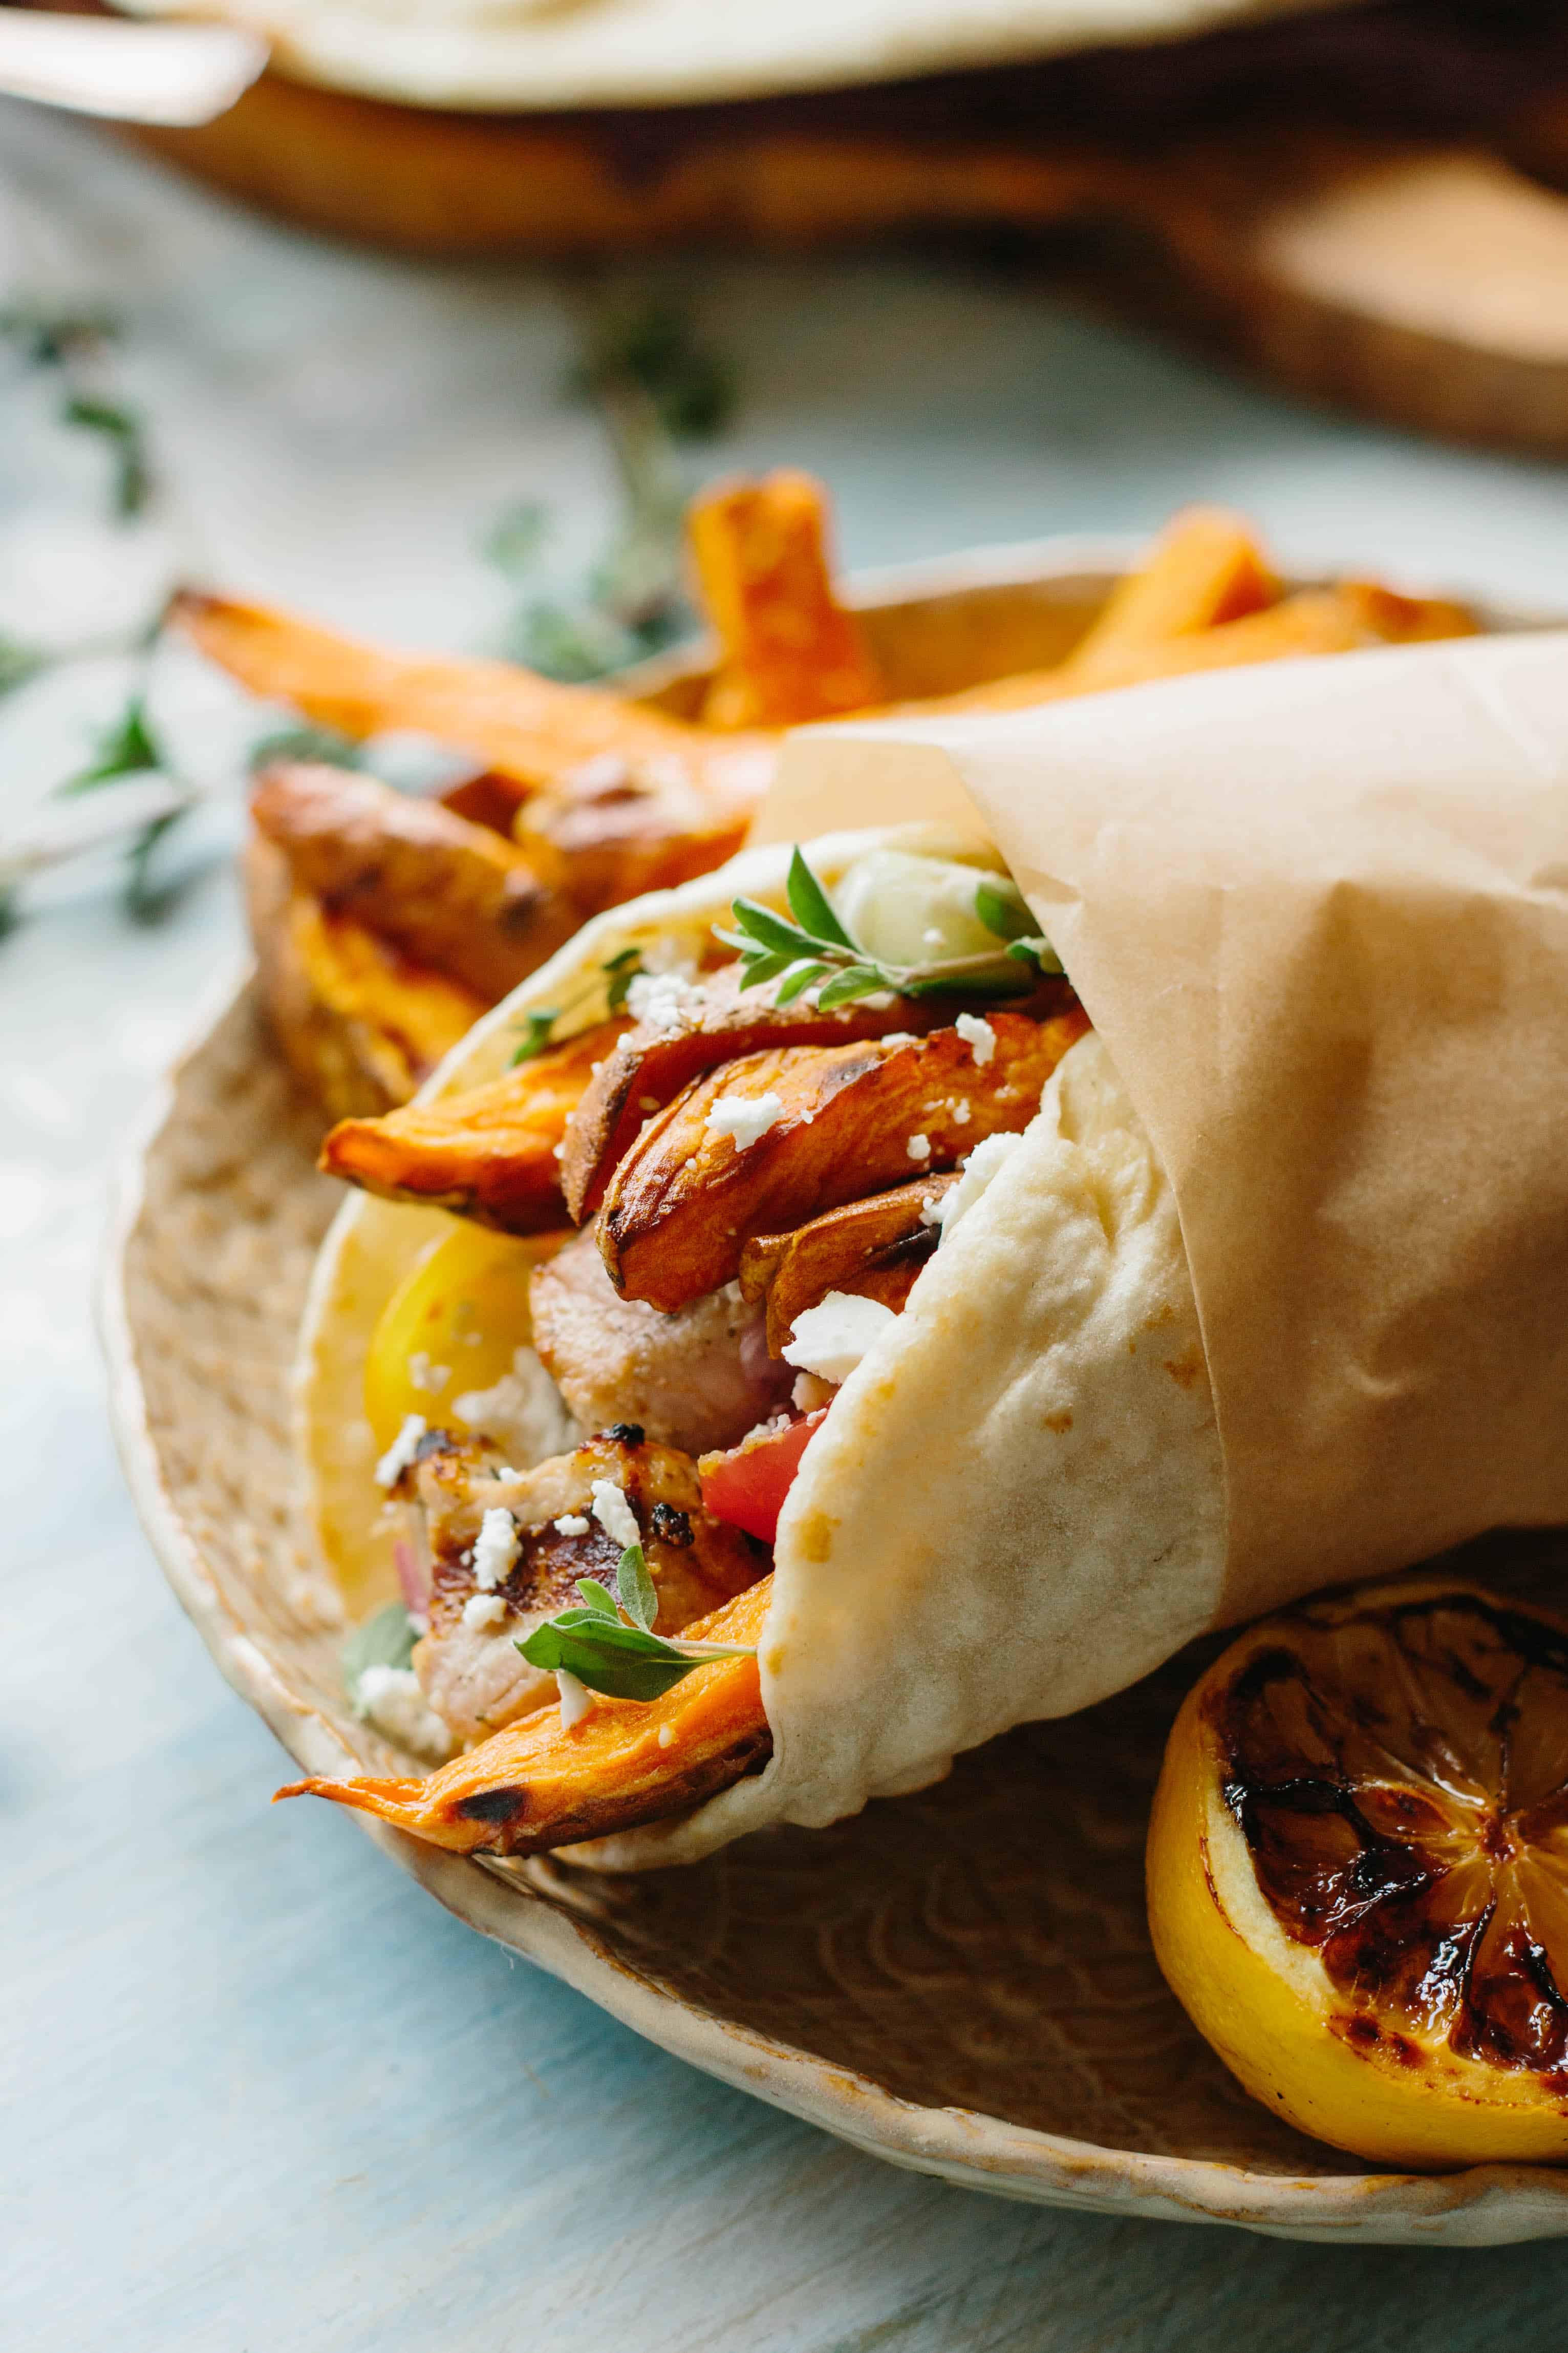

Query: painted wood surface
left=8, top=92, right=1568, bottom=2349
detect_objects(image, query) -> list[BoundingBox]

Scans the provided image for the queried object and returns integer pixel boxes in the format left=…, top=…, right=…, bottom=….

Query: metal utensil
left=0, top=9, right=266, bottom=125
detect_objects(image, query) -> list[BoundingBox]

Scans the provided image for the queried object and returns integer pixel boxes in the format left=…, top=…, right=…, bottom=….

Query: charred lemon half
left=1147, top=1577, right=1568, bottom=2167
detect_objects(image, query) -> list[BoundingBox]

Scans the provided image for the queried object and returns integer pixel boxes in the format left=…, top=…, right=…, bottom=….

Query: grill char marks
left=1213, top=1592, right=1568, bottom=2074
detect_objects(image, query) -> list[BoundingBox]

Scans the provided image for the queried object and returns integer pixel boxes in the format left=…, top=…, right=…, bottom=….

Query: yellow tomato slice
left=363, top=1219, right=571, bottom=1453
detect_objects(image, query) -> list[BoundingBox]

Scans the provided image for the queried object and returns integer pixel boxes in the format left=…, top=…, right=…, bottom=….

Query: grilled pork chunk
left=401, top=1428, right=765, bottom=1746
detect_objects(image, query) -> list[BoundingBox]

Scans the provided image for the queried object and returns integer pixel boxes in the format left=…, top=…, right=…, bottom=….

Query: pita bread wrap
left=118, top=0, right=1344, bottom=111
left=297, top=630, right=1568, bottom=1869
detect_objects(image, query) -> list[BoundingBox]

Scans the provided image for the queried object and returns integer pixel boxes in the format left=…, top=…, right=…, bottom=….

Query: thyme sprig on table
left=518, top=1544, right=755, bottom=1702
left=716, top=847, right=1062, bottom=1009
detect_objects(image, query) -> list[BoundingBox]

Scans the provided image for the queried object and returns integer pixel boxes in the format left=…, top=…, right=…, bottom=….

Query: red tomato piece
left=698, top=1409, right=829, bottom=1544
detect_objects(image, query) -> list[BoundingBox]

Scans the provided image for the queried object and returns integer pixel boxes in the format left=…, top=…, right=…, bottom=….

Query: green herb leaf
left=785, top=846, right=854, bottom=948
left=974, top=876, right=1038, bottom=943
left=573, top=1578, right=621, bottom=1621
left=509, top=1007, right=560, bottom=1065
left=617, top=1542, right=658, bottom=1634
left=249, top=720, right=364, bottom=773
left=774, top=959, right=833, bottom=1007
left=728, top=896, right=816, bottom=957
left=342, top=1602, right=417, bottom=1693
left=123, top=808, right=190, bottom=926
left=606, top=951, right=645, bottom=1013
left=60, top=393, right=151, bottom=519
left=1005, top=937, right=1064, bottom=975
left=814, top=966, right=888, bottom=1009
left=732, top=948, right=796, bottom=991
left=55, top=693, right=162, bottom=796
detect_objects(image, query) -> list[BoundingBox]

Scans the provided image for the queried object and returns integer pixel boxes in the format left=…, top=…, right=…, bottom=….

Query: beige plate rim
left=98, top=532, right=1568, bottom=2241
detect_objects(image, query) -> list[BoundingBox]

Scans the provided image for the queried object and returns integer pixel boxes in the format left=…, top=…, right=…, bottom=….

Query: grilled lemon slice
left=1147, top=1577, right=1568, bottom=2167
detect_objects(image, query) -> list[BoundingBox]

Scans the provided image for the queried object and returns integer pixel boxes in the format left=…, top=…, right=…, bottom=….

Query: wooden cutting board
left=96, top=0, right=1568, bottom=453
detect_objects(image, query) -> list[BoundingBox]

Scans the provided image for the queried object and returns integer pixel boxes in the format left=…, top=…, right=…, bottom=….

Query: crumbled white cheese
left=879, top=1032, right=916, bottom=1049
left=557, top=1669, right=593, bottom=1728
left=906, top=1133, right=931, bottom=1160
left=353, top=1665, right=453, bottom=1762
left=626, top=969, right=703, bottom=1034
left=461, top=1592, right=509, bottom=1633
left=452, top=1346, right=577, bottom=1466
left=374, top=1413, right=426, bottom=1490
left=657, top=1724, right=674, bottom=1750
left=406, top=1351, right=449, bottom=1395
left=956, top=1010, right=997, bottom=1066
left=951, top=1097, right=971, bottom=1126
left=790, top=1372, right=834, bottom=1412
left=938, top=1132, right=1024, bottom=1240
left=554, top=1513, right=590, bottom=1537
left=705, top=1091, right=786, bottom=1150
left=918, top=1191, right=948, bottom=1227
left=782, top=1291, right=897, bottom=1384
left=590, top=1478, right=641, bottom=1551
left=472, top=1506, right=520, bottom=1591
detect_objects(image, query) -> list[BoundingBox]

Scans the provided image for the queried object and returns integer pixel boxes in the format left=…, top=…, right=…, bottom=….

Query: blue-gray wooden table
left=6, top=93, right=1568, bottom=2352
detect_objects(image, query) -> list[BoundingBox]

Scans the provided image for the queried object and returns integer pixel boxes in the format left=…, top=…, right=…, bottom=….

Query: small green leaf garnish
left=717, top=847, right=1065, bottom=1009
left=59, top=393, right=151, bottom=518
left=604, top=946, right=645, bottom=1014
left=342, top=1602, right=417, bottom=1694
left=509, top=1007, right=561, bottom=1065
left=616, top=1542, right=659, bottom=1634
left=518, top=1554, right=754, bottom=1702
left=54, top=693, right=162, bottom=795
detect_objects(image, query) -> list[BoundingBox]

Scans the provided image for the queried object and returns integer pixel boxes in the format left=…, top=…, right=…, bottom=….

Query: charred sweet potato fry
left=1063, top=506, right=1277, bottom=679
left=253, top=762, right=576, bottom=1001
left=277, top=1577, right=775, bottom=1856
left=173, top=589, right=774, bottom=814
left=740, top=1172, right=958, bottom=1354
left=321, top=1019, right=632, bottom=1228
left=601, top=1006, right=1090, bottom=1312
left=689, top=470, right=884, bottom=729
left=512, top=756, right=757, bottom=917
left=560, top=964, right=1029, bottom=1222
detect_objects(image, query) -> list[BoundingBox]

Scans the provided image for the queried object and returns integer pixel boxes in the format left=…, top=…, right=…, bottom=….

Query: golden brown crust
left=251, top=761, right=576, bottom=1001
left=319, top=1017, right=631, bottom=1227
left=600, top=1005, right=1092, bottom=1312
left=243, top=833, right=485, bottom=1118
left=741, top=1171, right=959, bottom=1353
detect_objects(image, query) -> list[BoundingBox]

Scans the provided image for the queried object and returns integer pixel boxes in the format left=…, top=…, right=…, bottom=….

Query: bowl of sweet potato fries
left=175, top=479, right=1485, bottom=1121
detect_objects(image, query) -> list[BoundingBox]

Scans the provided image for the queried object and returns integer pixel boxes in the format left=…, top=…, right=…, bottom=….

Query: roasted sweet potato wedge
left=173, top=589, right=774, bottom=812
left=321, top=1018, right=632, bottom=1228
left=277, top=1576, right=774, bottom=1856
left=688, top=470, right=884, bottom=729
left=511, top=757, right=757, bottom=917
left=1062, top=506, right=1277, bottom=680
left=600, top=1006, right=1091, bottom=1311
left=252, top=762, right=576, bottom=1002
left=560, top=964, right=1023, bottom=1223
left=740, top=1172, right=958, bottom=1354
left=245, top=833, right=487, bottom=1118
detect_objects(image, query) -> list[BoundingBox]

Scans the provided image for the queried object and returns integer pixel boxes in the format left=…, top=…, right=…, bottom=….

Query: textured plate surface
left=102, top=546, right=1568, bottom=2242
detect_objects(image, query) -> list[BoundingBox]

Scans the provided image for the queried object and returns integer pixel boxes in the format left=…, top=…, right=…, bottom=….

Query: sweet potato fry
left=740, top=1172, right=958, bottom=1354
left=688, top=470, right=884, bottom=728
left=172, top=589, right=774, bottom=812
left=600, top=1007, right=1091, bottom=1312
left=321, top=1018, right=632, bottom=1228
left=252, top=762, right=576, bottom=1002
left=1063, top=506, right=1278, bottom=679
left=1334, top=580, right=1480, bottom=645
left=277, top=1577, right=774, bottom=1856
left=245, top=834, right=487, bottom=1118
left=511, top=757, right=756, bottom=917
left=560, top=965, right=1022, bottom=1223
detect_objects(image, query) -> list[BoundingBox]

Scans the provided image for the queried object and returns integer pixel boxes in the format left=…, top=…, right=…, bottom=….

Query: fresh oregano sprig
left=517, top=1544, right=755, bottom=1702
left=508, top=943, right=648, bottom=1064
left=714, top=846, right=1062, bottom=1009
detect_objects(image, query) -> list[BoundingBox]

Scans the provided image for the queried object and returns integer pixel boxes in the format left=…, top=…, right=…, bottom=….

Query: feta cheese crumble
left=956, top=1011, right=996, bottom=1066
left=471, top=1506, right=520, bottom=1591
left=554, top=1513, right=590, bottom=1537
left=406, top=1352, right=450, bottom=1395
left=374, top=1413, right=426, bottom=1489
left=705, top=1091, right=786, bottom=1150
left=557, top=1668, right=593, bottom=1728
left=879, top=1032, right=916, bottom=1049
left=353, top=1665, right=453, bottom=1762
left=461, top=1592, right=509, bottom=1633
left=906, top=1132, right=931, bottom=1160
left=452, top=1345, right=576, bottom=1466
left=782, top=1291, right=897, bottom=1384
left=590, top=1478, right=640, bottom=1550
left=626, top=968, right=703, bottom=1034
left=951, top=1098, right=971, bottom=1126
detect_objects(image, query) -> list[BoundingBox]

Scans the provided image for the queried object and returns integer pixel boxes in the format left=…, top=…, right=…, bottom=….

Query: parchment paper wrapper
left=756, top=632, right=1568, bottom=1616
